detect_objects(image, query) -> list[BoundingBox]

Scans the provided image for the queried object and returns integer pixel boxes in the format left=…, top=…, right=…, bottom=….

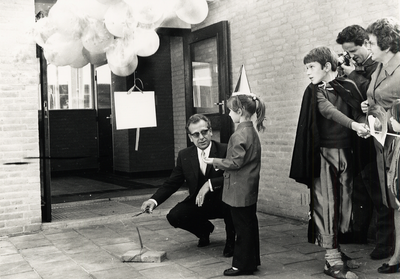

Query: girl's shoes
left=223, top=267, right=254, bottom=276
left=378, top=263, right=400, bottom=273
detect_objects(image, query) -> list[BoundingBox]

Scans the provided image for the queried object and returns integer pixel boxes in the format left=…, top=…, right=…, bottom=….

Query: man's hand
left=141, top=200, right=156, bottom=213
left=340, top=62, right=355, bottom=76
left=196, top=181, right=210, bottom=207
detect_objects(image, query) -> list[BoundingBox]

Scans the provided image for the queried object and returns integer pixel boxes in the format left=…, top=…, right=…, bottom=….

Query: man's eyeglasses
left=189, top=129, right=210, bottom=138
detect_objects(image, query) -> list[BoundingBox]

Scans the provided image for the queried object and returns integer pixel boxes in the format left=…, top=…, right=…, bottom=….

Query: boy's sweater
left=316, top=83, right=354, bottom=149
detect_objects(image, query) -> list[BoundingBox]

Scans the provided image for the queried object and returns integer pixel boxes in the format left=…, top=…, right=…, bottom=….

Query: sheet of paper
left=114, top=91, right=157, bottom=130
left=368, top=114, right=387, bottom=147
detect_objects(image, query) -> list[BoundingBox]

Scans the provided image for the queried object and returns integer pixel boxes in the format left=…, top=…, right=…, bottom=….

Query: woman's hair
left=391, top=99, right=400, bottom=123
left=366, top=17, right=400, bottom=53
left=303, top=46, right=339, bottom=72
left=227, top=94, right=266, bottom=132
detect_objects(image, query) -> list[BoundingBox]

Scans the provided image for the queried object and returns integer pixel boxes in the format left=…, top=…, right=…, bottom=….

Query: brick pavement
left=0, top=192, right=398, bottom=279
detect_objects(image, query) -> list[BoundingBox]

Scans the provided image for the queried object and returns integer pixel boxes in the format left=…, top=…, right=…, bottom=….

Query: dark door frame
left=183, top=21, right=232, bottom=143
left=38, top=45, right=52, bottom=222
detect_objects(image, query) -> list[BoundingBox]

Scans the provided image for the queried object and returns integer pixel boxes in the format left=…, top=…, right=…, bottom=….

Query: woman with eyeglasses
left=360, top=17, right=400, bottom=274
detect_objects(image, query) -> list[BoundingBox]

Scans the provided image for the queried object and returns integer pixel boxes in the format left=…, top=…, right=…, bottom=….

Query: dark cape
left=289, top=77, right=364, bottom=188
left=289, top=77, right=364, bottom=243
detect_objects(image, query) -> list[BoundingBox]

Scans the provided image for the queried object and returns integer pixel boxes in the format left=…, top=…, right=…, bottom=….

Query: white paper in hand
left=368, top=114, right=387, bottom=147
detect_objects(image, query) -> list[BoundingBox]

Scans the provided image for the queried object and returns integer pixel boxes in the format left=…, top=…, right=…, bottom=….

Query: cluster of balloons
left=33, top=0, right=209, bottom=76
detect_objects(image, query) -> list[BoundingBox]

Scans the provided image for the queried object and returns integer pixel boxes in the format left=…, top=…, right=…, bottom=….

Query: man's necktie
left=200, top=151, right=206, bottom=175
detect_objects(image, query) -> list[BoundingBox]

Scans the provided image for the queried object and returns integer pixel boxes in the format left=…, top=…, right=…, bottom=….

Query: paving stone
left=0, top=253, right=25, bottom=264
left=125, top=259, right=171, bottom=271
left=34, top=260, right=91, bottom=279
left=260, top=240, right=290, bottom=255
left=77, top=225, right=121, bottom=239
left=9, top=235, right=52, bottom=250
left=0, top=261, right=33, bottom=276
left=189, top=261, right=230, bottom=278
left=0, top=271, right=41, bottom=279
left=263, top=250, right=314, bottom=265
left=43, top=230, right=81, bottom=241
left=139, top=263, right=196, bottom=279
left=173, top=253, right=225, bottom=269
left=102, top=241, right=142, bottom=257
left=121, top=249, right=167, bottom=263
left=0, top=244, right=18, bottom=256
left=90, top=266, right=145, bottom=279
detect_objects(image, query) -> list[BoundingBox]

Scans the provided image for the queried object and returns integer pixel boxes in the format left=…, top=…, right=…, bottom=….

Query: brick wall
left=194, top=0, right=400, bottom=220
left=0, top=0, right=42, bottom=236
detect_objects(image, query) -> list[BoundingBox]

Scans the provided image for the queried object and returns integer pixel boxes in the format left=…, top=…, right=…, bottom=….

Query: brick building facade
left=0, top=0, right=399, bottom=236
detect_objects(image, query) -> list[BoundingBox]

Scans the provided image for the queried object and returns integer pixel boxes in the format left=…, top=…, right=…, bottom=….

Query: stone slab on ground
left=121, top=249, right=167, bottom=263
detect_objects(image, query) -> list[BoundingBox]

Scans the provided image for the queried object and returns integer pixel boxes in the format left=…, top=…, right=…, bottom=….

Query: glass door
left=185, top=21, right=231, bottom=143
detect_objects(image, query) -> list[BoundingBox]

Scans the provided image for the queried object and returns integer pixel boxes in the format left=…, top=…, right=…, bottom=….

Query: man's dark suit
left=150, top=140, right=234, bottom=240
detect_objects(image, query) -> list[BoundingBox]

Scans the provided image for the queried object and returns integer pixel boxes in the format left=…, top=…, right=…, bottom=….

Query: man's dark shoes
left=197, top=235, right=210, bottom=247
left=198, top=225, right=214, bottom=247
left=370, top=246, right=392, bottom=260
left=378, top=263, right=400, bottom=273
left=223, top=267, right=253, bottom=276
left=223, top=241, right=234, bottom=257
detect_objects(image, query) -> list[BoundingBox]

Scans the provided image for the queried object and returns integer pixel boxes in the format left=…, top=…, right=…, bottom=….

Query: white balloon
left=70, top=51, right=90, bottom=68
left=81, top=19, right=114, bottom=53
left=176, top=0, right=208, bottom=24
left=33, top=17, right=56, bottom=47
left=104, top=1, right=136, bottom=37
left=108, top=59, right=138, bottom=77
left=126, top=0, right=164, bottom=24
left=80, top=0, right=110, bottom=20
left=82, top=48, right=107, bottom=65
left=106, top=37, right=138, bottom=76
left=133, top=28, right=160, bottom=57
left=44, top=33, right=83, bottom=66
left=48, top=1, right=86, bottom=39
left=96, top=0, right=121, bottom=4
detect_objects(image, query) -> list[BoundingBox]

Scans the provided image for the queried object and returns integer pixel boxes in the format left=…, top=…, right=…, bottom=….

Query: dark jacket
left=347, top=56, right=379, bottom=173
left=212, top=121, right=261, bottom=207
left=151, top=140, right=227, bottom=205
left=347, top=56, right=379, bottom=100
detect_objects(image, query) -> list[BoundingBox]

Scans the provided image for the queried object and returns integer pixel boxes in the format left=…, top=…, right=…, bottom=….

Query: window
left=47, top=64, right=93, bottom=110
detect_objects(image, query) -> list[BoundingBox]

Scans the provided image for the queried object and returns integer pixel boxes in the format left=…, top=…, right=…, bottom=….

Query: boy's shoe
left=341, top=252, right=360, bottom=269
left=324, top=262, right=358, bottom=279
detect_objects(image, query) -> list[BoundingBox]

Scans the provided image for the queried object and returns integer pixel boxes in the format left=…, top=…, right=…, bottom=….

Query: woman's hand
left=361, top=100, right=369, bottom=114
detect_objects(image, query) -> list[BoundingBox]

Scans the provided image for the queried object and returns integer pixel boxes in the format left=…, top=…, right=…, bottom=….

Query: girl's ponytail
left=254, top=96, right=266, bottom=132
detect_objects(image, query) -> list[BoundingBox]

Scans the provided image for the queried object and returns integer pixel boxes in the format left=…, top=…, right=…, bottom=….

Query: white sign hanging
left=114, top=91, right=157, bottom=130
